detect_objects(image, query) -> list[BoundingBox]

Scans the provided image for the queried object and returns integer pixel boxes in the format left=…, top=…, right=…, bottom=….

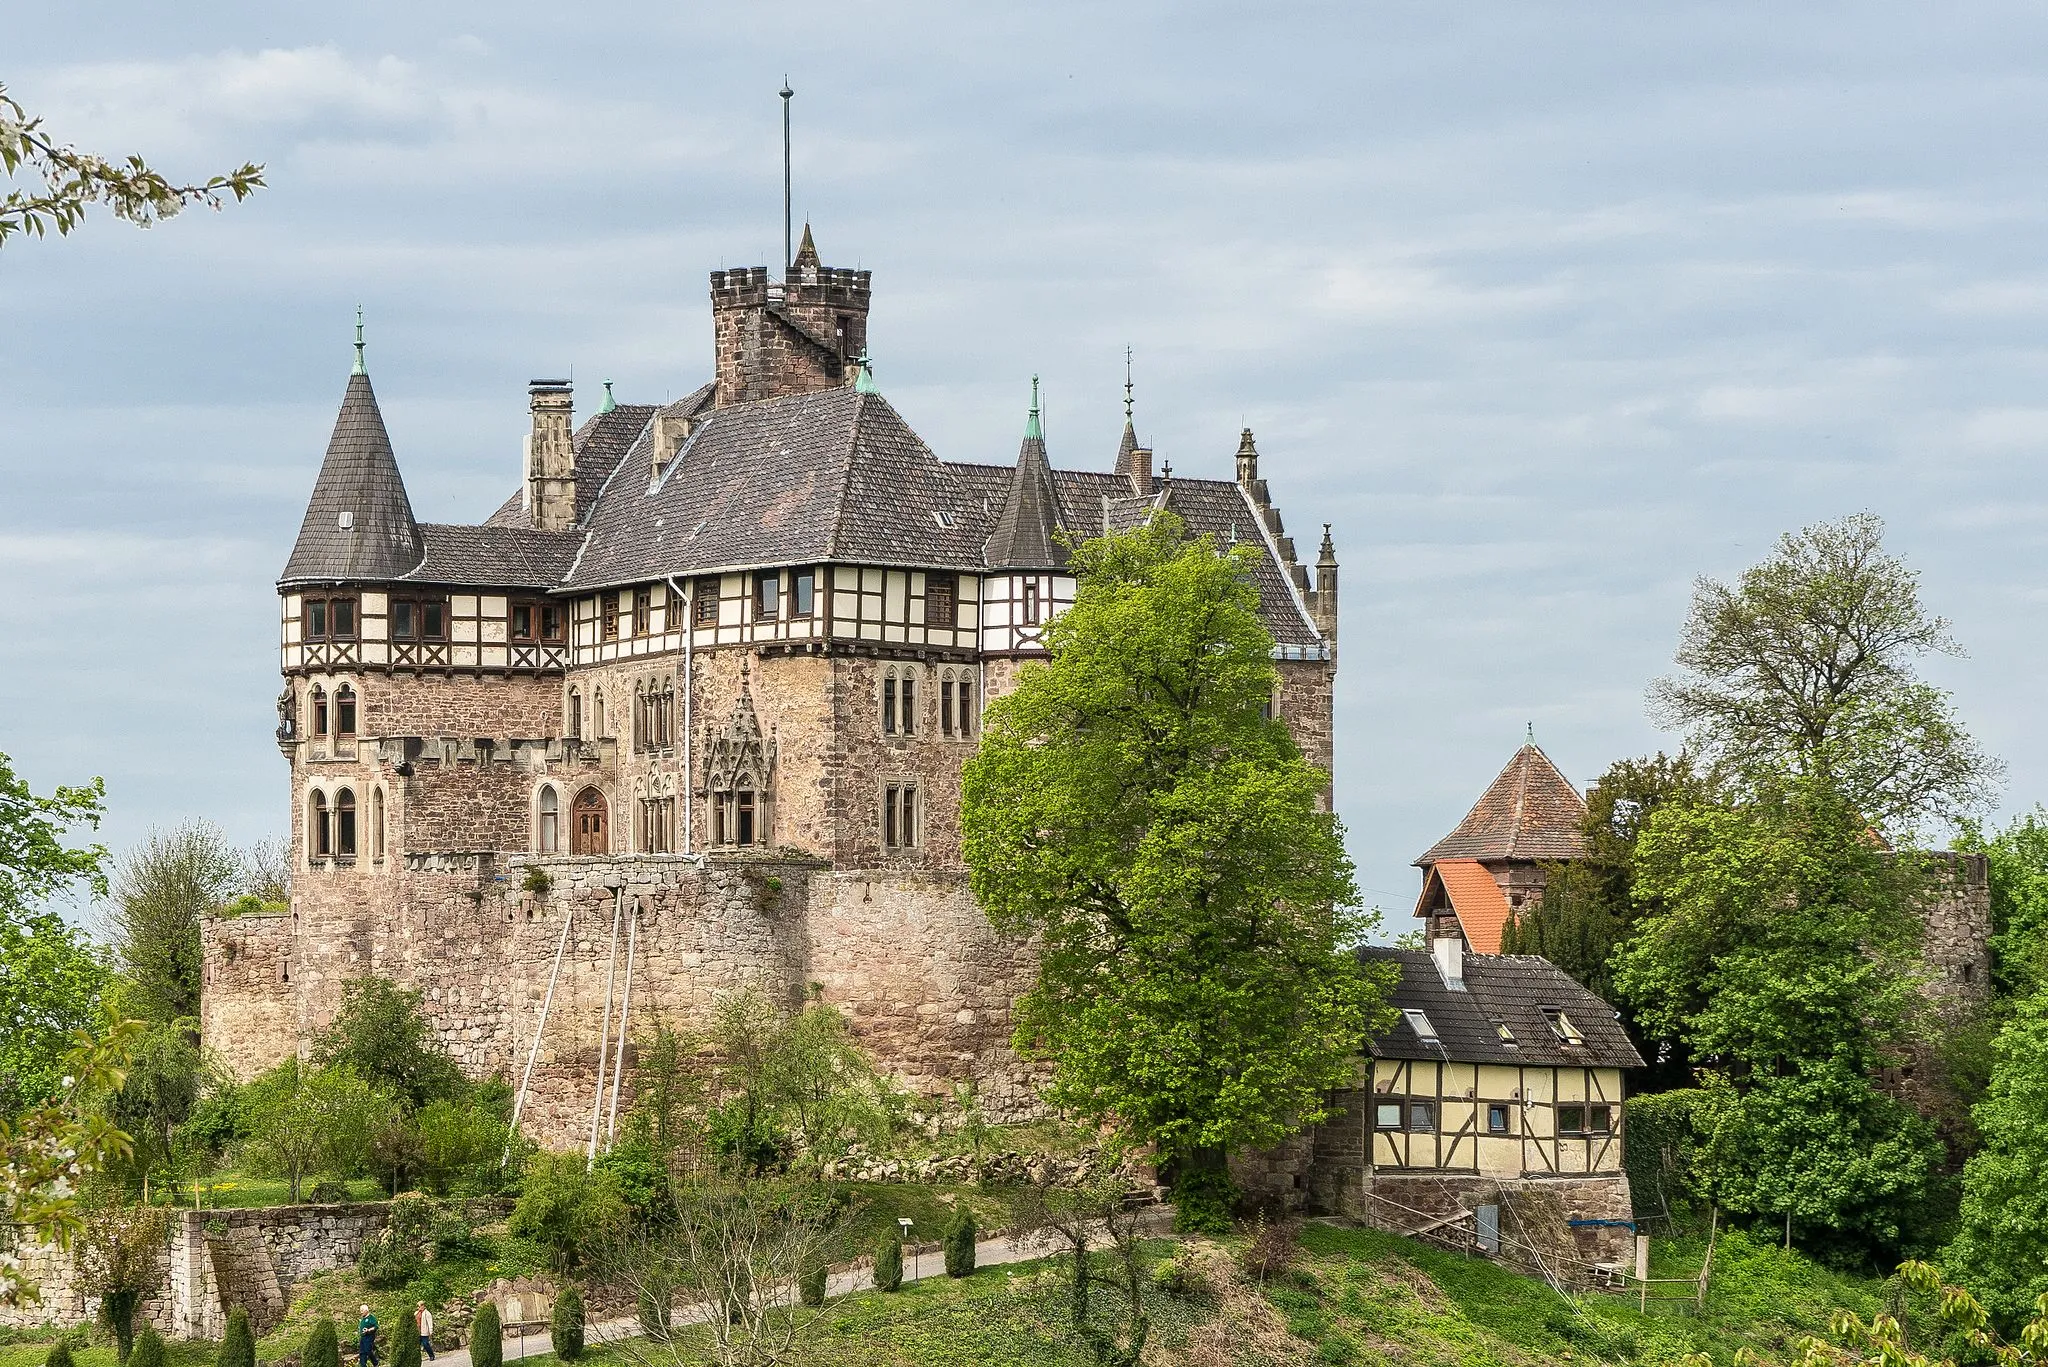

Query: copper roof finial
left=352, top=305, right=366, bottom=376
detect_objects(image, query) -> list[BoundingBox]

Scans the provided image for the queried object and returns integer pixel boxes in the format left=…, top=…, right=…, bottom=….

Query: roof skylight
left=1402, top=1008, right=1439, bottom=1044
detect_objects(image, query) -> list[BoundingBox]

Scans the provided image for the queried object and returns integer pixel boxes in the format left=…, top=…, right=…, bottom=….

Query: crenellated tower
left=708, top=224, right=872, bottom=407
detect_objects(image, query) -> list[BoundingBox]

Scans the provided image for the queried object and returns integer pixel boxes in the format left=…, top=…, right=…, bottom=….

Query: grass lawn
left=1264, top=1222, right=1891, bottom=1365
left=457, top=1246, right=1212, bottom=1367
left=0, top=1341, right=217, bottom=1367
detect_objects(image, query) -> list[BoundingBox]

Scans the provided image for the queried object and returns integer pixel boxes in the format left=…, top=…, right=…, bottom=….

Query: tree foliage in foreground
left=1684, top=1260, right=2048, bottom=1366
left=0, top=1018, right=144, bottom=1307
left=1945, top=990, right=2048, bottom=1333
left=0, top=750, right=112, bottom=1115
left=0, top=82, right=262, bottom=246
left=1617, top=778, right=1942, bottom=1260
left=961, top=513, right=1393, bottom=1172
left=1650, top=512, right=1999, bottom=835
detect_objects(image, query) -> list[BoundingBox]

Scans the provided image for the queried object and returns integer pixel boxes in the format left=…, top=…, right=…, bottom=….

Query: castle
left=199, top=225, right=1340, bottom=1147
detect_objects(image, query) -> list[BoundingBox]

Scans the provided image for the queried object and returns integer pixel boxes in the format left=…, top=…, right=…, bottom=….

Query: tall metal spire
left=1123, top=346, right=1134, bottom=423
left=351, top=305, right=366, bottom=375
left=780, top=79, right=794, bottom=274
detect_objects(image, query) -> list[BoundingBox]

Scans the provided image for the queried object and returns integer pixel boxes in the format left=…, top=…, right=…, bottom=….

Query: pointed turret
left=986, top=376, right=1068, bottom=569
left=1313, top=522, right=1339, bottom=647
left=280, top=333, right=422, bottom=584
left=792, top=220, right=820, bottom=272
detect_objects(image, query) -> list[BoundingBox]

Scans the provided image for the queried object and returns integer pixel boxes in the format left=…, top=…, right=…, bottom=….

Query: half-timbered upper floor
left=278, top=234, right=1338, bottom=686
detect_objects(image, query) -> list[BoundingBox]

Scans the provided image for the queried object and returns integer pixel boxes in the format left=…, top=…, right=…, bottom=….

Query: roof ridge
left=823, top=389, right=872, bottom=561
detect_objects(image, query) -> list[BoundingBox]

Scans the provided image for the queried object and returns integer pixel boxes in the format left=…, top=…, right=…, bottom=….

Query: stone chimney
left=652, top=408, right=693, bottom=483
left=1431, top=931, right=1465, bottom=989
left=525, top=380, right=576, bottom=531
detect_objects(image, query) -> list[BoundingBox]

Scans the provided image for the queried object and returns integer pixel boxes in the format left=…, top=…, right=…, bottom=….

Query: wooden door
left=572, top=788, right=608, bottom=854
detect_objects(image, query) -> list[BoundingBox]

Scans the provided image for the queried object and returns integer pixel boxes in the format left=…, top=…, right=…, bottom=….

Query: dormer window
left=1540, top=1007, right=1584, bottom=1045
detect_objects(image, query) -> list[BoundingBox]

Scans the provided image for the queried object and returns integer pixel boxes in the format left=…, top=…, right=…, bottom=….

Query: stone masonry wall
left=200, top=910, right=298, bottom=1081
left=1, top=1205, right=387, bottom=1341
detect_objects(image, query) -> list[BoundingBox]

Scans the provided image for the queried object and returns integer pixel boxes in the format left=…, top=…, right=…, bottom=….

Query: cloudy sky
left=5, top=2, right=2046, bottom=926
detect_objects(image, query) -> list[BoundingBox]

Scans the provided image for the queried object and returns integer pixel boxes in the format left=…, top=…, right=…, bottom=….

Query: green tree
left=76, top=1202, right=171, bottom=1364
left=1618, top=779, right=1942, bottom=1259
left=314, top=978, right=466, bottom=1110
left=942, top=1206, right=976, bottom=1278
left=1, top=1019, right=143, bottom=1307
left=1963, top=808, right=2048, bottom=1002
left=468, top=1302, right=501, bottom=1367
left=960, top=513, right=1393, bottom=1180
left=0, top=750, right=111, bottom=1115
left=45, top=1340, right=76, bottom=1367
left=106, top=823, right=239, bottom=1027
left=872, top=1232, right=902, bottom=1292
left=303, top=1318, right=341, bottom=1367
left=550, top=1285, right=584, bottom=1362
left=218, top=1307, right=254, bottom=1367
left=1649, top=512, right=1999, bottom=834
left=1945, top=991, right=2048, bottom=1331
left=127, top=1328, right=164, bottom=1367
left=103, top=1019, right=211, bottom=1196
left=0, top=82, right=262, bottom=246
left=239, top=1060, right=389, bottom=1202
left=507, top=1151, right=628, bottom=1272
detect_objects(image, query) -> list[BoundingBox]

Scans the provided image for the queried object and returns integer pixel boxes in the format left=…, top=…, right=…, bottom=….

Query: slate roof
left=1418, top=859, right=1516, bottom=953
left=281, top=372, right=424, bottom=584
left=1416, top=744, right=1589, bottom=867
left=985, top=416, right=1069, bottom=569
left=1359, top=948, right=1643, bottom=1069
left=294, top=365, right=1328, bottom=648
left=401, top=525, right=583, bottom=590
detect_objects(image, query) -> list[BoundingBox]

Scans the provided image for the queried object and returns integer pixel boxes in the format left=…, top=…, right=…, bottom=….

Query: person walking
left=414, top=1303, right=437, bottom=1361
left=357, top=1306, right=380, bottom=1367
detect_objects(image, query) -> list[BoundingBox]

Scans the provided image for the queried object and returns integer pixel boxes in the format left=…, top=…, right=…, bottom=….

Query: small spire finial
left=1023, top=375, right=1044, bottom=441
left=351, top=306, right=366, bottom=376
left=597, top=380, right=617, bottom=415
left=1526, top=721, right=1535, bottom=745
left=854, top=349, right=878, bottom=395
left=1123, top=347, right=1134, bottom=424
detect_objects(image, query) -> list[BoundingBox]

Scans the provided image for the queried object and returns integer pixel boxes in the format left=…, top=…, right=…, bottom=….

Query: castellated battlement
left=784, top=266, right=873, bottom=308
left=708, top=266, right=772, bottom=304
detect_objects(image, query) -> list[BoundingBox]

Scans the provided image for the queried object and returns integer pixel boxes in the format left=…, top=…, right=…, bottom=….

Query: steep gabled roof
left=1414, top=859, right=1516, bottom=953
left=1359, top=948, right=1643, bottom=1069
left=985, top=385, right=1068, bottom=570
left=280, top=372, right=424, bottom=585
left=1416, top=743, right=1589, bottom=866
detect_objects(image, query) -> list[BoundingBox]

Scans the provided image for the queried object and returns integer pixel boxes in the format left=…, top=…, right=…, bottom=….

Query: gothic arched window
left=704, top=683, right=775, bottom=849
left=568, top=688, right=582, bottom=739
left=310, top=790, right=331, bottom=859
left=538, top=786, right=560, bottom=853
left=595, top=690, right=606, bottom=738
left=371, top=787, right=386, bottom=861
left=335, top=684, right=357, bottom=738
left=311, top=685, right=329, bottom=738
left=336, top=789, right=357, bottom=857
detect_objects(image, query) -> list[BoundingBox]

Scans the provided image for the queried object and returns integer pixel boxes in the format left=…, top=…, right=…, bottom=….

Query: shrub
left=508, top=1153, right=628, bottom=1272
left=391, top=1319, right=420, bottom=1367
left=943, top=1207, right=976, bottom=1278
left=1239, top=1214, right=1301, bottom=1284
left=1152, top=1256, right=1206, bottom=1297
left=551, top=1285, right=584, bottom=1362
left=468, top=1302, right=501, bottom=1367
left=636, top=1275, right=673, bottom=1343
left=1171, top=1166, right=1238, bottom=1234
left=357, top=1228, right=423, bottom=1290
left=44, top=1342, right=76, bottom=1367
left=307, top=1179, right=353, bottom=1204
left=303, top=1319, right=340, bottom=1367
left=129, top=1329, right=165, bottom=1367
left=873, top=1234, right=903, bottom=1293
left=521, top=868, right=552, bottom=896
left=218, top=1307, right=254, bottom=1367
left=799, top=1263, right=827, bottom=1307
left=707, top=1097, right=789, bottom=1176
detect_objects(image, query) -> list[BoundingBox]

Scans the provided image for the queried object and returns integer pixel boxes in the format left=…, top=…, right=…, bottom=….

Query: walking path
left=418, top=1219, right=1158, bottom=1367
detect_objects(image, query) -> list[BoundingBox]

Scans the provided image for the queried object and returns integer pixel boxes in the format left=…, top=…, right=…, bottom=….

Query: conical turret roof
left=985, top=378, right=1068, bottom=570
left=280, top=370, right=423, bottom=584
left=1414, top=743, right=1588, bottom=866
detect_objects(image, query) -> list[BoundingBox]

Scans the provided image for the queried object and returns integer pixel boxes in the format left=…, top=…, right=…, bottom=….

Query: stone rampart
left=0, top=1204, right=387, bottom=1341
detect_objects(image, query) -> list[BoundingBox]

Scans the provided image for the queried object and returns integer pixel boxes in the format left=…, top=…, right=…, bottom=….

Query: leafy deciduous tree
left=239, top=1060, right=389, bottom=1202
left=961, top=513, right=1393, bottom=1179
left=1945, top=991, right=2048, bottom=1332
left=1650, top=513, right=1999, bottom=835
left=105, top=823, right=240, bottom=1027
left=314, top=978, right=466, bottom=1110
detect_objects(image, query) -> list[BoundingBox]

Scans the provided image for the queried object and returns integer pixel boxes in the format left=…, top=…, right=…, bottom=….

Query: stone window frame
left=370, top=785, right=387, bottom=864
left=308, top=788, right=331, bottom=862
left=310, top=683, right=329, bottom=738
left=879, top=664, right=918, bottom=738
left=567, top=688, right=583, bottom=740
left=334, top=788, right=358, bottom=860
left=634, top=678, right=676, bottom=752
left=334, top=682, right=358, bottom=739
left=882, top=780, right=920, bottom=850
left=936, top=667, right=976, bottom=740
left=640, top=795, right=677, bottom=853
left=536, top=783, right=562, bottom=854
